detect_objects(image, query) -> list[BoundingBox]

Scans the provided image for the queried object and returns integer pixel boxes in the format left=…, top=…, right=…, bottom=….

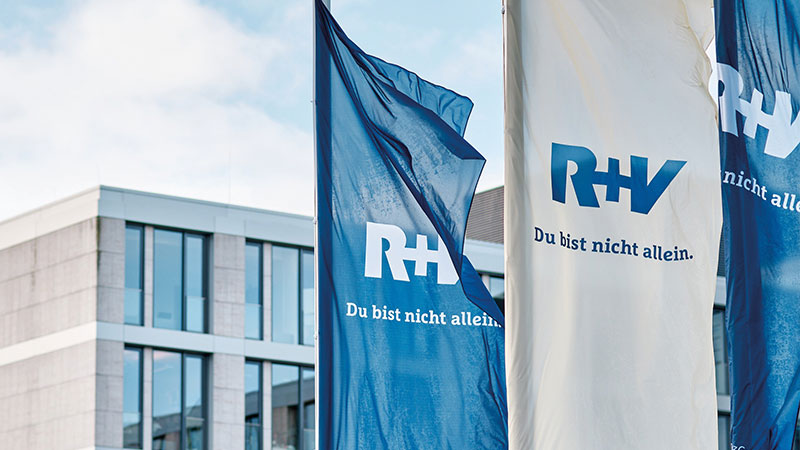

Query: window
left=488, top=276, right=504, bottom=315
left=245, top=361, right=262, bottom=450
left=713, top=308, right=729, bottom=396
left=125, top=225, right=144, bottom=325
left=717, top=413, right=730, bottom=450
left=301, top=251, right=314, bottom=346
left=246, top=243, right=263, bottom=339
left=154, top=230, right=207, bottom=333
left=153, top=351, right=206, bottom=450
left=272, top=364, right=315, bottom=450
left=301, top=368, right=315, bottom=450
left=272, top=246, right=314, bottom=346
left=123, top=347, right=143, bottom=449
left=481, top=275, right=505, bottom=315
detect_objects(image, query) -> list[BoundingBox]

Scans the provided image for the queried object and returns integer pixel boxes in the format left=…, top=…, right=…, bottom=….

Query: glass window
left=271, top=246, right=314, bottom=346
left=271, top=364, right=314, bottom=450
left=272, top=247, right=299, bottom=345
left=246, top=243, right=263, bottom=340
left=153, top=351, right=182, bottom=450
left=301, top=250, right=314, bottom=346
left=301, top=368, right=315, bottom=450
left=489, top=276, right=504, bottom=314
left=125, top=225, right=144, bottom=325
left=153, top=351, right=206, bottom=450
left=154, top=230, right=207, bottom=333
left=123, top=347, right=143, bottom=449
left=154, top=230, right=183, bottom=331
left=272, top=364, right=299, bottom=450
left=185, top=355, right=205, bottom=450
left=718, top=413, right=730, bottom=450
left=713, top=308, right=729, bottom=395
left=185, top=236, right=206, bottom=333
left=245, top=361, right=262, bottom=450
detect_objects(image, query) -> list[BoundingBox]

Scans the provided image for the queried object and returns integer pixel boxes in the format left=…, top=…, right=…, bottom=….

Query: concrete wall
left=0, top=219, right=98, bottom=347
left=0, top=340, right=97, bottom=450
left=211, top=353, right=245, bottom=450
left=0, top=201, right=320, bottom=450
left=210, top=233, right=246, bottom=449
left=95, top=218, right=126, bottom=448
left=0, top=218, right=101, bottom=449
left=212, top=233, right=245, bottom=339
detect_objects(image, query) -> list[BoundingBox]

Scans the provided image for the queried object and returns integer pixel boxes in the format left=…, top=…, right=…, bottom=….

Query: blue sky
left=0, top=0, right=503, bottom=220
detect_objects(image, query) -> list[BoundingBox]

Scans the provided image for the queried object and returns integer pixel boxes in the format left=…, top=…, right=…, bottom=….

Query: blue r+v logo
left=551, top=143, right=686, bottom=215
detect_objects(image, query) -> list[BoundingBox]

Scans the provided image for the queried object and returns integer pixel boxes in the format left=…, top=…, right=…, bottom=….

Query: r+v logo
left=364, top=222, right=458, bottom=285
left=718, top=63, right=800, bottom=159
left=551, top=143, right=686, bottom=215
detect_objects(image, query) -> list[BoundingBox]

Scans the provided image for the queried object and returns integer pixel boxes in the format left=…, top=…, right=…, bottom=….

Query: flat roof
left=0, top=186, right=503, bottom=274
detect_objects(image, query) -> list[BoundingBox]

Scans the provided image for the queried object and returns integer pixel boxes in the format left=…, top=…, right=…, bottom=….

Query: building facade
left=0, top=186, right=503, bottom=450
left=1, top=185, right=785, bottom=450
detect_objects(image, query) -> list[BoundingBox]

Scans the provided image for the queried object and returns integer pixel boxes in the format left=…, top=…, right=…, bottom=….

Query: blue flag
left=314, top=1, right=507, bottom=449
left=715, top=2, right=800, bottom=448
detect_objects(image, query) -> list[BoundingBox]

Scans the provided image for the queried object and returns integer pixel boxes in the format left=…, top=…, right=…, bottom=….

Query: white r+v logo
left=364, top=222, right=458, bottom=285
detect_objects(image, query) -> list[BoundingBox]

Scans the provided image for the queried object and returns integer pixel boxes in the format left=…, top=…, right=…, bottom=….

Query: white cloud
left=0, top=0, right=314, bottom=221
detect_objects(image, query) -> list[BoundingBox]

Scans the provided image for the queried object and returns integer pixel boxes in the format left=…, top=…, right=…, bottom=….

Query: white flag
left=503, top=1, right=721, bottom=449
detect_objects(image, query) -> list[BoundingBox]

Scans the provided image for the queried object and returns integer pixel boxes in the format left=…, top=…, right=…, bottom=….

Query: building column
left=97, top=217, right=125, bottom=324
left=212, top=234, right=245, bottom=338
left=211, top=354, right=245, bottom=449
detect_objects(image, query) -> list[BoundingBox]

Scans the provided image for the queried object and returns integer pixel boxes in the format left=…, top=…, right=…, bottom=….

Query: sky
left=0, top=0, right=504, bottom=221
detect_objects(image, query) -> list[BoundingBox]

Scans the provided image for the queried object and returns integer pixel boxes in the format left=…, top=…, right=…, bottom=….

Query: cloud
left=0, top=0, right=315, bottom=221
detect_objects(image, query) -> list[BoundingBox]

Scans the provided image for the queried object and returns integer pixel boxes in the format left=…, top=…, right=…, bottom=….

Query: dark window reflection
left=246, top=243, right=263, bottom=340
left=718, top=413, right=730, bottom=450
left=272, top=364, right=299, bottom=450
left=272, top=247, right=299, bottom=345
left=152, top=351, right=205, bottom=450
left=302, top=368, right=315, bottom=450
left=185, top=356, right=204, bottom=450
left=245, top=361, right=262, bottom=450
left=123, top=347, right=142, bottom=448
left=153, top=351, right=181, bottom=450
left=713, top=308, right=729, bottom=395
left=485, top=275, right=505, bottom=315
left=125, top=225, right=144, bottom=325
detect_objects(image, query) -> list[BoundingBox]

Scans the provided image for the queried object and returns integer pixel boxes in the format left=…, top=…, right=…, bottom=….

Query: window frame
left=271, top=363, right=314, bottom=450
left=123, top=346, right=144, bottom=449
left=152, top=228, right=209, bottom=333
left=245, top=241, right=264, bottom=340
left=244, top=360, right=263, bottom=450
left=270, top=244, right=314, bottom=346
left=712, top=305, right=730, bottom=396
left=151, top=349, right=208, bottom=450
left=182, top=232, right=208, bottom=333
left=299, top=248, right=314, bottom=346
left=125, top=224, right=145, bottom=326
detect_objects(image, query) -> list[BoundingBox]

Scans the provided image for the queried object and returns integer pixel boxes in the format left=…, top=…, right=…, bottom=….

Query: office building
left=0, top=186, right=502, bottom=450
left=1, top=184, right=780, bottom=450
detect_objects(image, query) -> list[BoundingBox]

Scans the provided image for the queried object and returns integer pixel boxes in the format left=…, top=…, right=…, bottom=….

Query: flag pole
left=313, top=1, right=329, bottom=450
